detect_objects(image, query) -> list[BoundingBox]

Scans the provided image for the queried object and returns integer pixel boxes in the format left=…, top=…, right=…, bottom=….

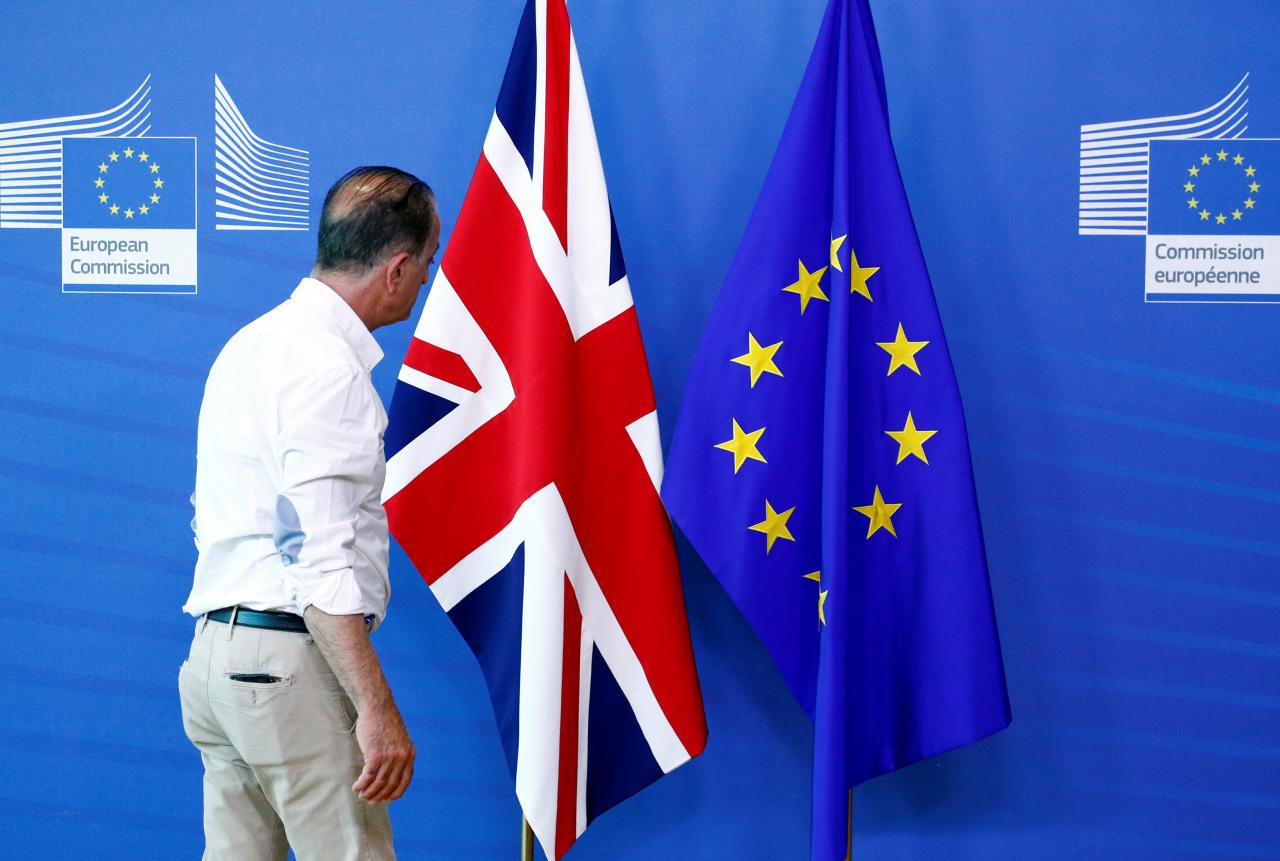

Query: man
left=179, top=166, right=441, bottom=860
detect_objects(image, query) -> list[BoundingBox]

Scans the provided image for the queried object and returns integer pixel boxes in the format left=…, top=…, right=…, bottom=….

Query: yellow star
left=1199, top=154, right=1211, bottom=165
left=876, top=322, right=929, bottom=376
left=1183, top=181, right=1195, bottom=192
left=714, top=419, right=767, bottom=473
left=885, top=412, right=938, bottom=465
left=1217, top=149, right=1229, bottom=161
left=1186, top=197, right=1199, bottom=209
left=852, top=486, right=902, bottom=539
left=847, top=248, right=879, bottom=302
left=1249, top=181, right=1261, bottom=193
left=804, top=572, right=827, bottom=625
left=97, top=193, right=108, bottom=204
left=1245, top=165, right=1256, bottom=177
left=1215, top=213, right=1227, bottom=225
left=830, top=234, right=846, bottom=271
left=783, top=259, right=829, bottom=314
left=1245, top=198, right=1255, bottom=209
left=139, top=204, right=149, bottom=215
left=109, top=204, right=119, bottom=215
left=1199, top=209, right=1211, bottom=221
left=109, top=151, right=119, bottom=162
left=748, top=500, right=796, bottom=554
left=98, top=162, right=109, bottom=173
left=154, top=178, right=164, bottom=188
left=94, top=177, right=105, bottom=189
left=138, top=151, right=149, bottom=162
left=150, top=193, right=160, bottom=204
left=124, top=208, right=134, bottom=219
left=1232, top=209, right=1243, bottom=221
left=731, top=332, right=783, bottom=387
left=1233, top=154, right=1245, bottom=165
left=123, top=147, right=134, bottom=159
left=150, top=163, right=160, bottom=174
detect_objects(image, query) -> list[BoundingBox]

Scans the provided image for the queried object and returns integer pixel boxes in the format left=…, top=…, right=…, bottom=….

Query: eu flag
left=662, top=0, right=1011, bottom=856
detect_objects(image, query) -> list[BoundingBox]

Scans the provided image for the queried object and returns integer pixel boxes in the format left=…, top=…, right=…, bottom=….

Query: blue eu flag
left=663, top=0, right=1010, bottom=856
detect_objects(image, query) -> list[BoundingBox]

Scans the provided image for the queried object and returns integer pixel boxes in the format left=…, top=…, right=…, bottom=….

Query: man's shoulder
left=213, top=298, right=359, bottom=380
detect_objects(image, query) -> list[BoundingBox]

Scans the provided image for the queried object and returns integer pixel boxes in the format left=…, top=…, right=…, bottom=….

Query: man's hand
left=303, top=606, right=416, bottom=803
left=352, top=704, right=415, bottom=802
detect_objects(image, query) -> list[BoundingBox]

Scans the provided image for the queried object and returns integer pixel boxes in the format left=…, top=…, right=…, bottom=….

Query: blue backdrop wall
left=2, top=1, right=1278, bottom=858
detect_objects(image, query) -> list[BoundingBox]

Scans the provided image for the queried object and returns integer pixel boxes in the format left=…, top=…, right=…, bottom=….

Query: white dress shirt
left=183, top=277, right=391, bottom=627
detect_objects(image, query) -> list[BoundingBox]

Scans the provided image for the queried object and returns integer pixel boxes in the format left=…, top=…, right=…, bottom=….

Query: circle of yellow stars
left=713, top=231, right=940, bottom=628
left=95, top=145, right=164, bottom=221
left=1184, top=149, right=1259, bottom=226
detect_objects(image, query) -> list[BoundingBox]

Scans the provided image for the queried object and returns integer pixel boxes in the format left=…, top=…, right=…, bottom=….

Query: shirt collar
left=291, top=277, right=384, bottom=372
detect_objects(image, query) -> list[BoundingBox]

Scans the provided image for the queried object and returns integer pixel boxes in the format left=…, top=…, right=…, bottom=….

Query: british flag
left=382, top=1, right=708, bottom=857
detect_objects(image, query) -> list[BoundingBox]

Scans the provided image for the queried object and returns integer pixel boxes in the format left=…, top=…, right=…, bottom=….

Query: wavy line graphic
left=214, top=75, right=309, bottom=231
left=0, top=77, right=152, bottom=229
left=1078, top=74, right=1249, bottom=236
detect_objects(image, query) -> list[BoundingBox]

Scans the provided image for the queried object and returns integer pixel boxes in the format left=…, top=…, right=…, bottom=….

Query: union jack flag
left=382, top=1, right=708, bottom=857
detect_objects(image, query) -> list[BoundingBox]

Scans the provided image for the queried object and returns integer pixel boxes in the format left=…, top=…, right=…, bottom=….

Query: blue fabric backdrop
left=1, top=2, right=1277, bottom=858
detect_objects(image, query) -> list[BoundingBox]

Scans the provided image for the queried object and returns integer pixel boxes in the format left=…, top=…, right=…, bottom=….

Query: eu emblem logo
left=1145, top=140, right=1279, bottom=302
left=61, top=136, right=197, bottom=294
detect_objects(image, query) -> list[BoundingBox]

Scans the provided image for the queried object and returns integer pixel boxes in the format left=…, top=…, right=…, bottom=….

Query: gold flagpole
left=521, top=813, right=535, bottom=861
left=845, top=788, right=854, bottom=860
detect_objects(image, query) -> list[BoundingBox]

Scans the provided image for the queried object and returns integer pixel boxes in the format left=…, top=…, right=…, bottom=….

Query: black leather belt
left=206, top=606, right=309, bottom=633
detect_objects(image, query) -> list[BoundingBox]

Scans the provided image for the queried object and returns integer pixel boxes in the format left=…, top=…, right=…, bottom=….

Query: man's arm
left=304, top=606, right=415, bottom=803
left=275, top=364, right=413, bottom=803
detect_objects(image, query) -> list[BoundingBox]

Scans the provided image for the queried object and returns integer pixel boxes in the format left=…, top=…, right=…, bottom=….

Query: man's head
left=312, top=166, right=441, bottom=330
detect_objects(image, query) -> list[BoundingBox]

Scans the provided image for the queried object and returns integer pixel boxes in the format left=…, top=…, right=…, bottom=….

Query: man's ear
left=383, top=251, right=414, bottom=294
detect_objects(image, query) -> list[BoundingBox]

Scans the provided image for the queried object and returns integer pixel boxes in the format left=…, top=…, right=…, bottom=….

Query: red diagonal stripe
left=403, top=337, right=481, bottom=393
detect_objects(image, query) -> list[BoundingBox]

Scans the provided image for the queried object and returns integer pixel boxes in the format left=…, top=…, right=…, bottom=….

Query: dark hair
left=314, top=166, right=437, bottom=273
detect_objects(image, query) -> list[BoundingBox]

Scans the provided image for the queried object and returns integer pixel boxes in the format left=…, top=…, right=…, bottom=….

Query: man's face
left=391, top=216, right=441, bottom=323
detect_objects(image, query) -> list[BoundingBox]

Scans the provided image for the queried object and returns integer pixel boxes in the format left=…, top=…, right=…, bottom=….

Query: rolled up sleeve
left=189, top=490, right=200, bottom=552
left=274, top=364, right=381, bottom=618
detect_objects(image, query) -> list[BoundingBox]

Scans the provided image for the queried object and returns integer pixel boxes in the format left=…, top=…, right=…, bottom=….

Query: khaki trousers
left=178, top=617, right=395, bottom=860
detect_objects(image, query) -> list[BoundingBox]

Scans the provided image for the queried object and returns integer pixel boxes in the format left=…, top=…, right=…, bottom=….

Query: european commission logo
left=0, top=74, right=310, bottom=295
left=62, top=137, right=196, bottom=294
left=1079, top=74, right=1277, bottom=303
left=1144, top=141, right=1275, bottom=302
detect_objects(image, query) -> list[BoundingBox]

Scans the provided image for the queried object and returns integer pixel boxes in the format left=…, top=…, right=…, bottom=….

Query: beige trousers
left=178, top=617, right=395, bottom=860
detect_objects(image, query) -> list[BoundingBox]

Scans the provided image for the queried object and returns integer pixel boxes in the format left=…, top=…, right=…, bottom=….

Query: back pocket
left=220, top=670, right=295, bottom=706
left=228, top=672, right=285, bottom=683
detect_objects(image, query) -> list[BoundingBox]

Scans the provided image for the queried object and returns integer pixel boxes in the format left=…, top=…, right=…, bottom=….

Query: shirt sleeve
left=274, top=363, right=381, bottom=618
